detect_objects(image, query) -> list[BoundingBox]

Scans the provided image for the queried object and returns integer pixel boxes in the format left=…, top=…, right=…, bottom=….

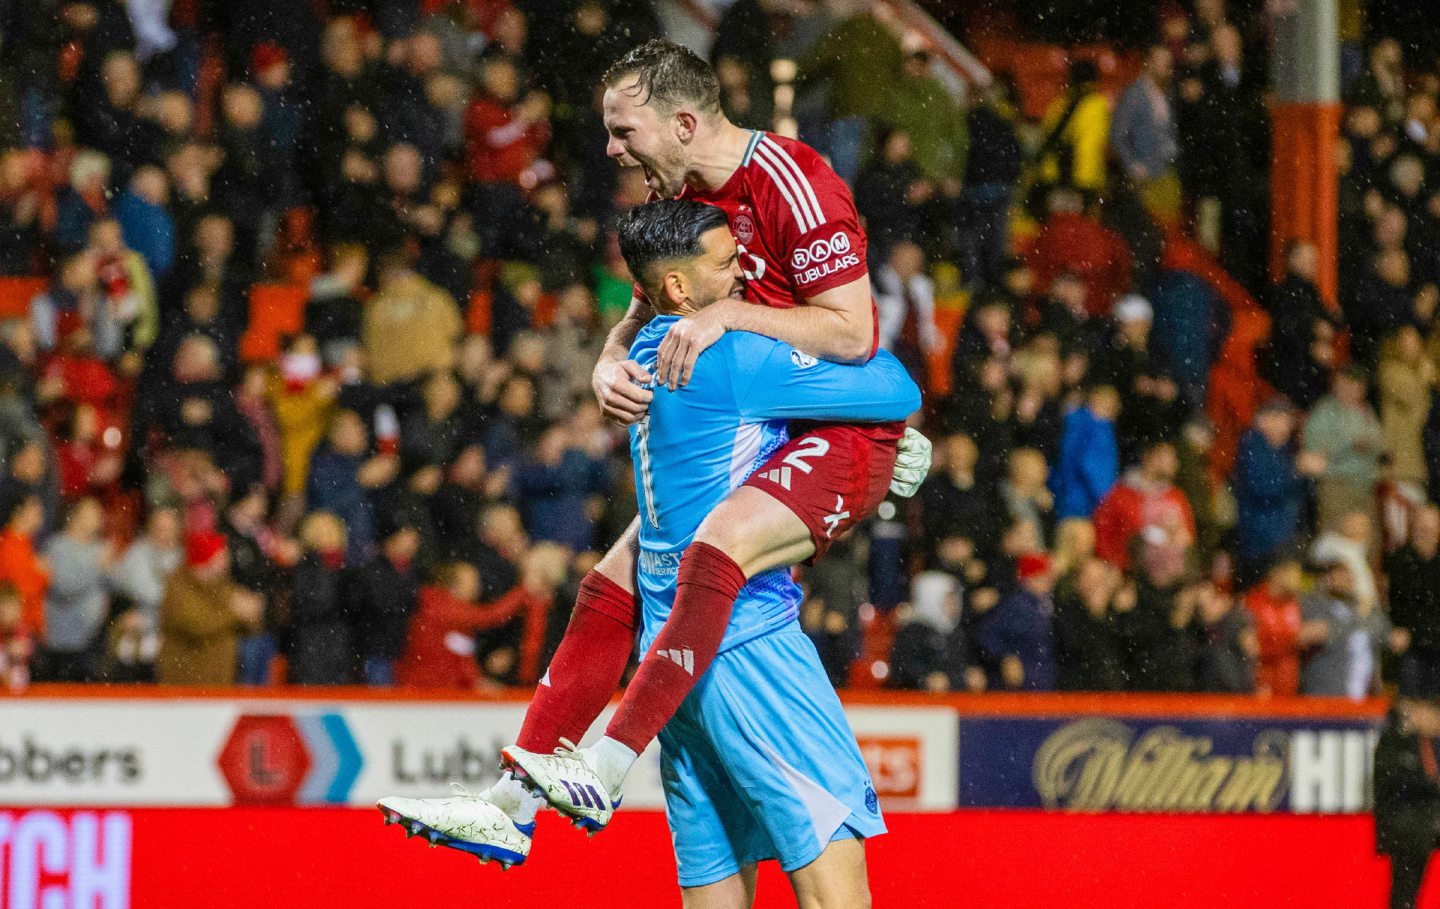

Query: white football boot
left=501, top=739, right=621, bottom=834
left=377, top=783, right=532, bottom=868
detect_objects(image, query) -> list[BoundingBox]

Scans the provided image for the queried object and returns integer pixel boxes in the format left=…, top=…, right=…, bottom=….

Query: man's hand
left=230, top=590, right=264, bottom=627
left=1296, top=451, right=1327, bottom=477
left=890, top=427, right=932, bottom=497
left=357, top=454, right=400, bottom=488
left=656, top=302, right=738, bottom=390
left=1391, top=627, right=1412, bottom=654
left=1000, top=654, right=1025, bottom=689
left=592, top=358, right=654, bottom=425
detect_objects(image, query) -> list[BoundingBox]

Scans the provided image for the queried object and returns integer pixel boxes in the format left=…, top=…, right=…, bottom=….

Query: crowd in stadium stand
left=0, top=0, right=1429, bottom=701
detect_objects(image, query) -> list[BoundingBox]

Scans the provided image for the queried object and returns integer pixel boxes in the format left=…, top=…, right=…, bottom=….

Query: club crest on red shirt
left=732, top=212, right=755, bottom=244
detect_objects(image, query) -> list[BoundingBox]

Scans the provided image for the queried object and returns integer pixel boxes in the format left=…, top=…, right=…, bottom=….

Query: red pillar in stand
left=1270, top=102, right=1341, bottom=306
left=1269, top=0, right=1340, bottom=308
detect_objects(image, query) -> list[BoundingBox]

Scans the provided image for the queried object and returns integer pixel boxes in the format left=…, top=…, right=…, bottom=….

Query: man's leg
left=515, top=517, right=641, bottom=750
left=601, top=487, right=812, bottom=761
left=379, top=518, right=644, bottom=855
left=506, top=426, right=901, bottom=820
left=600, top=424, right=898, bottom=769
left=485, top=519, right=641, bottom=821
left=788, top=838, right=871, bottom=909
left=1390, top=849, right=1431, bottom=909
left=681, top=867, right=758, bottom=909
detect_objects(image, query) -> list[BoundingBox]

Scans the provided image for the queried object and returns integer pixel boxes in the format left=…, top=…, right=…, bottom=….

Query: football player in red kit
left=379, top=40, right=931, bottom=904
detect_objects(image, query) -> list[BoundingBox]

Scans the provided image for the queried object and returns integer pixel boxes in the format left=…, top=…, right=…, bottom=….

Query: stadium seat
left=0, top=276, right=48, bottom=320
left=466, top=288, right=492, bottom=336
left=239, top=283, right=309, bottom=362
left=928, top=298, right=966, bottom=398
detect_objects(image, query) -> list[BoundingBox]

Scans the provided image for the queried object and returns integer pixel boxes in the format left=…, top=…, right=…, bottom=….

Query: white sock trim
left=486, top=770, right=544, bottom=824
left=589, top=736, right=639, bottom=795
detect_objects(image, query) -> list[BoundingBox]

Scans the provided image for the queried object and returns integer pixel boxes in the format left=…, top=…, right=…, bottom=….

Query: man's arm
left=726, top=335, right=919, bottom=424
left=654, top=275, right=875, bottom=389
left=1109, top=85, right=1142, bottom=176
left=591, top=294, right=656, bottom=424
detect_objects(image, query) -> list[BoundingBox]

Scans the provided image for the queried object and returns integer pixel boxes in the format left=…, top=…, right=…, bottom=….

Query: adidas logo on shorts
left=758, top=466, right=793, bottom=490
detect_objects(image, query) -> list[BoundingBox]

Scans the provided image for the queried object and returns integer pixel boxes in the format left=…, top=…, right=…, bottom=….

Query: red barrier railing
left=9, top=683, right=1388, bottom=718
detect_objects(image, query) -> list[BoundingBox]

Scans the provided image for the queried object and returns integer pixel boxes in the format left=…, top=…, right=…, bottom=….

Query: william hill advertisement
left=958, top=716, right=1383, bottom=814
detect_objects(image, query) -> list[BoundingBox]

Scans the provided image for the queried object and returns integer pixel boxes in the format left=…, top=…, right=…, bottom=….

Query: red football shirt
left=655, top=131, right=878, bottom=354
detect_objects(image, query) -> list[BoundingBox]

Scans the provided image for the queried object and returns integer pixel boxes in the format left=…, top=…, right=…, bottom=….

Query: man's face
left=385, top=145, right=423, bottom=195
left=1270, top=562, right=1303, bottom=597
left=670, top=226, right=744, bottom=310
left=1147, top=47, right=1174, bottom=84
left=1335, top=374, right=1366, bottom=406
left=1289, top=243, right=1318, bottom=281
left=1341, top=511, right=1371, bottom=545
left=1256, top=408, right=1294, bottom=445
left=330, top=413, right=367, bottom=455
left=1325, top=564, right=1355, bottom=599
left=1089, top=388, right=1121, bottom=421
left=1414, top=507, right=1440, bottom=552
left=1212, top=25, right=1242, bottom=65
left=197, top=217, right=234, bottom=259
left=604, top=78, right=690, bottom=197
left=482, top=59, right=519, bottom=103
left=1119, top=315, right=1151, bottom=347
left=104, top=55, right=141, bottom=108
left=91, top=220, right=123, bottom=253
left=1053, top=275, right=1086, bottom=311
left=1144, top=444, right=1178, bottom=483
left=149, top=509, right=181, bottom=548
left=944, top=434, right=978, bottom=472
left=63, top=252, right=98, bottom=293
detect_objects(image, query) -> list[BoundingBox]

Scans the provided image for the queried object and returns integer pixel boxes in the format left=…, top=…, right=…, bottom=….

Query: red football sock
left=605, top=542, right=747, bottom=754
left=516, top=571, right=638, bottom=751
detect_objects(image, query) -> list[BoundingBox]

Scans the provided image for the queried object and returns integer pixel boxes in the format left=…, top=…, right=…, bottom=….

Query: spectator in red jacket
left=0, top=494, right=50, bottom=639
left=1026, top=187, right=1133, bottom=317
left=0, top=581, right=34, bottom=691
left=52, top=402, right=123, bottom=502
left=464, top=56, right=551, bottom=187
left=396, top=556, right=553, bottom=690
left=1093, top=439, right=1195, bottom=572
left=1242, top=555, right=1327, bottom=697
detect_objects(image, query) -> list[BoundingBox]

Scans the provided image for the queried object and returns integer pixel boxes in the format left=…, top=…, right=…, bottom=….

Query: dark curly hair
left=617, top=199, right=730, bottom=295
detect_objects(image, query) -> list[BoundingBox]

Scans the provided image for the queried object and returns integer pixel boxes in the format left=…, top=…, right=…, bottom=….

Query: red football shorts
left=741, top=421, right=904, bottom=561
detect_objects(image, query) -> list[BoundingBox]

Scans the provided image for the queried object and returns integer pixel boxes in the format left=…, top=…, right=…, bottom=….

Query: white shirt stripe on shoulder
left=760, top=137, right=827, bottom=228
left=751, top=148, right=816, bottom=233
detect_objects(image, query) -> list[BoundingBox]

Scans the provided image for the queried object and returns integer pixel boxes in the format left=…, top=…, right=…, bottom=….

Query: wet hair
left=602, top=39, right=722, bottom=114
left=617, top=199, right=730, bottom=293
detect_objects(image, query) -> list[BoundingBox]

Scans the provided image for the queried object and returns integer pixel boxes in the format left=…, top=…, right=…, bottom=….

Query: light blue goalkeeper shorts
left=658, top=628, right=886, bottom=889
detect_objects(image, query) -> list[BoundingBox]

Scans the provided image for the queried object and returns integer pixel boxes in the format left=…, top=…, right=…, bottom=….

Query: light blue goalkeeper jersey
left=627, top=314, right=920, bottom=655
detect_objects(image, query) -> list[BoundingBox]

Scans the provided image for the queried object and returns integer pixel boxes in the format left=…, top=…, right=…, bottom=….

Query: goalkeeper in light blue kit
left=599, top=199, right=920, bottom=905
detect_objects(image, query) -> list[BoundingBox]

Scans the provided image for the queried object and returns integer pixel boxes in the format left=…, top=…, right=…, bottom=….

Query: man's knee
left=692, top=498, right=750, bottom=554
left=681, top=868, right=755, bottom=909
left=693, top=487, right=813, bottom=576
left=797, top=886, right=871, bottom=909
left=592, top=516, right=640, bottom=595
left=790, top=837, right=870, bottom=909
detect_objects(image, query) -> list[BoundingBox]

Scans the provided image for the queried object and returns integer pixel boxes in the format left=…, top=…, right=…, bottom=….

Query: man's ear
left=675, top=109, right=698, bottom=144
left=663, top=269, right=689, bottom=310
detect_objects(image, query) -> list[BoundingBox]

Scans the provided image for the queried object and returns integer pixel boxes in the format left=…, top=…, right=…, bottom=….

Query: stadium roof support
left=1269, top=0, right=1340, bottom=306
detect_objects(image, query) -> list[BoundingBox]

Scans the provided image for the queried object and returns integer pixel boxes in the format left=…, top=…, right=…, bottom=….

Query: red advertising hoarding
left=0, top=807, right=1423, bottom=908
left=0, top=689, right=1417, bottom=907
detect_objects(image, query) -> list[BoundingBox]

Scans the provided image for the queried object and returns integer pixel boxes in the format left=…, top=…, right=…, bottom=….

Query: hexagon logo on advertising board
left=218, top=715, right=312, bottom=805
